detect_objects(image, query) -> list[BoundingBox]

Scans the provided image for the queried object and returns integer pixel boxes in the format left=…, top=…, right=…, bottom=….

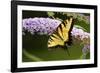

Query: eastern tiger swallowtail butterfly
left=48, top=17, right=74, bottom=55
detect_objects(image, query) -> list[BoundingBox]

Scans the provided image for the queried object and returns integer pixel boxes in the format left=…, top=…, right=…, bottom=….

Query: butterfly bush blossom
left=71, top=27, right=90, bottom=58
left=22, top=18, right=61, bottom=35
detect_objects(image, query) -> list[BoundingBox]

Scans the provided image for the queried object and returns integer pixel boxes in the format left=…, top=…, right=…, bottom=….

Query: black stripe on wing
left=62, top=20, right=67, bottom=27
left=65, top=18, right=75, bottom=46
left=53, top=25, right=64, bottom=41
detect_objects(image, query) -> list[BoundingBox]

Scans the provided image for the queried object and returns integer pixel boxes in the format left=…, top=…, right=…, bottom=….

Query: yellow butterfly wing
left=62, top=18, right=73, bottom=41
left=48, top=34, right=64, bottom=47
left=48, top=17, right=73, bottom=48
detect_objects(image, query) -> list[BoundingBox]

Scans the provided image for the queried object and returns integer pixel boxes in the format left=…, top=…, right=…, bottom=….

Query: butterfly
left=47, top=17, right=74, bottom=55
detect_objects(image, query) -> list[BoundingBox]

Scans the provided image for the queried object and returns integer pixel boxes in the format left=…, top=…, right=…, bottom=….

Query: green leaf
left=23, top=49, right=43, bottom=61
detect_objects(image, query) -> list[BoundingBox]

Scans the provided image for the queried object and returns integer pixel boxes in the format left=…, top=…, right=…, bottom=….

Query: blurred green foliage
left=47, top=12, right=90, bottom=32
left=23, top=34, right=84, bottom=62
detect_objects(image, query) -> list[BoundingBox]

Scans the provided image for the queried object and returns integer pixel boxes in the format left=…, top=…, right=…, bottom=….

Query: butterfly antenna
left=64, top=47, right=70, bottom=56
left=66, top=48, right=70, bottom=56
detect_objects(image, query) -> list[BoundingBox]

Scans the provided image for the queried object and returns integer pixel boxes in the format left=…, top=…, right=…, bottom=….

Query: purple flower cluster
left=71, top=27, right=90, bottom=57
left=22, top=18, right=61, bottom=35
left=82, top=44, right=90, bottom=54
left=71, top=27, right=90, bottom=41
